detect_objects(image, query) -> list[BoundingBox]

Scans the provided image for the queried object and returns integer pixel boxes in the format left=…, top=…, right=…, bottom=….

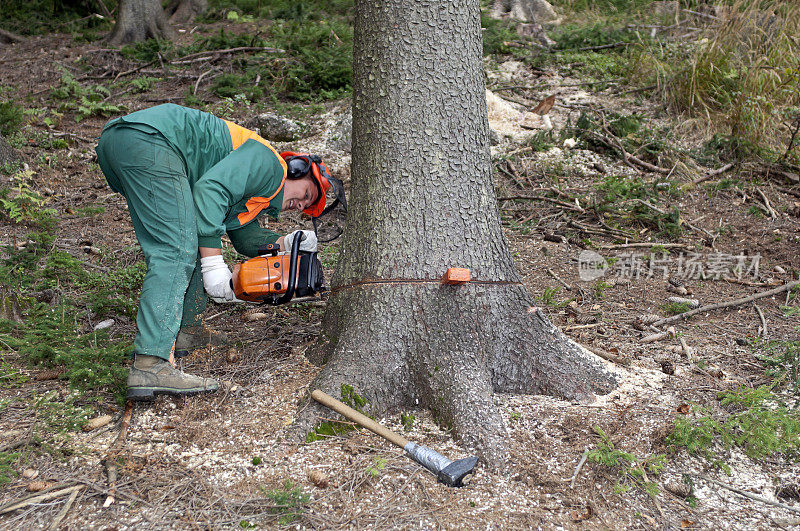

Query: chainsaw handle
left=269, top=231, right=302, bottom=305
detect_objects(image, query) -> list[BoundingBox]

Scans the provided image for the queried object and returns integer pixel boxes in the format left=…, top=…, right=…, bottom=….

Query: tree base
left=295, top=283, right=617, bottom=468
left=106, top=0, right=176, bottom=46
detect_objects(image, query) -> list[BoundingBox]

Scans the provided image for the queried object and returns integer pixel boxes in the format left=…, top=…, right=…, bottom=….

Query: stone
left=245, top=113, right=305, bottom=142
left=326, top=106, right=352, bottom=153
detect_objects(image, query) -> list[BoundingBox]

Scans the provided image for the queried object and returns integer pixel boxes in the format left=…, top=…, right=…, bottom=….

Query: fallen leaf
left=681, top=519, right=696, bottom=528
left=532, top=94, right=556, bottom=115
left=677, top=403, right=690, bottom=415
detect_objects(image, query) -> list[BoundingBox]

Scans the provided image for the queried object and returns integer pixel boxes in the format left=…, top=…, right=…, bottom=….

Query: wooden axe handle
left=311, top=390, right=409, bottom=448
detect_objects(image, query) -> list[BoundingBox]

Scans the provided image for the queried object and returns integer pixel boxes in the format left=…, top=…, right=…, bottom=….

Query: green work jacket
left=104, top=104, right=287, bottom=254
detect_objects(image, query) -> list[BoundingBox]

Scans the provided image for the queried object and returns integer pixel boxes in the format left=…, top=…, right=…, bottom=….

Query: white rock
left=94, top=319, right=114, bottom=330
left=563, top=138, right=577, bottom=149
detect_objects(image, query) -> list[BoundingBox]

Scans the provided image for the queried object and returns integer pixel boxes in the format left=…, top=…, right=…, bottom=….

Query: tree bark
left=165, top=0, right=208, bottom=24
left=296, top=0, right=616, bottom=467
left=107, top=0, right=175, bottom=46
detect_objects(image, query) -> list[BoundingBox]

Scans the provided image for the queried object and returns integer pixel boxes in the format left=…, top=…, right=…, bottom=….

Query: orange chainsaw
left=232, top=233, right=324, bottom=305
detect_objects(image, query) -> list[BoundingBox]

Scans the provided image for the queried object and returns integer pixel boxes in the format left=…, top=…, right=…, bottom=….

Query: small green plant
left=754, top=338, right=800, bottom=393
left=128, top=77, right=161, bottom=93
left=594, top=280, right=612, bottom=299
left=481, top=14, right=520, bottom=56
left=252, top=456, right=262, bottom=465
left=50, top=71, right=124, bottom=122
left=0, top=303, right=130, bottom=404
left=262, top=480, right=310, bottom=525
left=0, top=448, right=22, bottom=485
left=540, top=286, right=570, bottom=307
left=366, top=456, right=387, bottom=477
left=0, top=100, right=23, bottom=136
left=400, top=412, right=415, bottom=431
left=668, top=385, right=800, bottom=465
left=588, top=426, right=665, bottom=498
left=75, top=205, right=106, bottom=217
left=306, top=385, right=369, bottom=442
left=524, top=130, right=556, bottom=152
left=662, top=301, right=691, bottom=316
left=0, top=169, right=56, bottom=227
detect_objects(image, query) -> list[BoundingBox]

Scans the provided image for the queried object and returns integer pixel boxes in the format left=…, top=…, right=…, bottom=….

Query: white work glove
left=283, top=230, right=318, bottom=252
left=201, top=255, right=238, bottom=303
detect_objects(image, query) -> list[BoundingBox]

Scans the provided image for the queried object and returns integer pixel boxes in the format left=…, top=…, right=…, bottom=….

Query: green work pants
left=96, top=125, right=206, bottom=360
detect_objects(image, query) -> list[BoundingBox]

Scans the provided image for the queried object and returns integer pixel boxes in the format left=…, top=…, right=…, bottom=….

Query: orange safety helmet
left=280, top=152, right=332, bottom=218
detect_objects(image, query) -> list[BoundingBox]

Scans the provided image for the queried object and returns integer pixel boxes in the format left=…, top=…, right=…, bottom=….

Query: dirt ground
left=1, top=27, right=799, bottom=530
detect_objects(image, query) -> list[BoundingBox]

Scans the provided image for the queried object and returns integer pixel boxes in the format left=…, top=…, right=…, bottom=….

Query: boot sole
left=127, top=386, right=218, bottom=401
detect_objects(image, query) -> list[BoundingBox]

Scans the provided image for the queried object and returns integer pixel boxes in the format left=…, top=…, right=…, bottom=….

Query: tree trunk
left=165, top=0, right=208, bottom=24
left=296, top=0, right=616, bottom=467
left=107, top=0, right=175, bottom=46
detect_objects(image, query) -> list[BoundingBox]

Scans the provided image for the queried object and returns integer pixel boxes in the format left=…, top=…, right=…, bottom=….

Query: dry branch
left=0, top=28, right=26, bottom=44
left=47, top=486, right=82, bottom=530
left=0, top=485, right=83, bottom=515
left=103, top=400, right=134, bottom=507
left=170, top=46, right=283, bottom=64
left=498, top=195, right=584, bottom=212
left=754, top=304, right=766, bottom=338
left=653, top=280, right=800, bottom=327
left=695, top=475, right=800, bottom=515
left=693, top=162, right=735, bottom=185
left=756, top=189, right=777, bottom=219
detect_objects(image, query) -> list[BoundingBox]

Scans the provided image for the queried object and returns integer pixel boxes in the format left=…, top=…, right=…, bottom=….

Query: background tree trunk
left=297, top=0, right=616, bottom=466
left=107, top=0, right=175, bottom=46
left=165, top=0, right=208, bottom=24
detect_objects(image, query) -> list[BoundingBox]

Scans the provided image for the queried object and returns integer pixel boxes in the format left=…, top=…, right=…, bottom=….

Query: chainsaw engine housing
left=233, top=241, right=324, bottom=304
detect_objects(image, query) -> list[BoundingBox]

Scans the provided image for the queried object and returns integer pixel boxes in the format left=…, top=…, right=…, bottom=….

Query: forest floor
left=1, top=16, right=800, bottom=531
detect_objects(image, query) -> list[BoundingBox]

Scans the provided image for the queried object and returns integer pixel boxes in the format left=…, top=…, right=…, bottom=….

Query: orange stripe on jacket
left=223, top=120, right=288, bottom=225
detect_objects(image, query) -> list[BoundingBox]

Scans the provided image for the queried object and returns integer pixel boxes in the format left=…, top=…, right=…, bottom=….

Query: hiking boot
left=174, top=325, right=229, bottom=358
left=127, top=355, right=219, bottom=401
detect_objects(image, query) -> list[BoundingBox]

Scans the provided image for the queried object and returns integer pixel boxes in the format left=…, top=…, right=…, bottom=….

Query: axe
left=311, top=389, right=478, bottom=487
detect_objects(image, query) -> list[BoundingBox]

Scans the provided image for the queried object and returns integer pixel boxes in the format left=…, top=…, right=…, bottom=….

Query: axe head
left=437, top=456, right=479, bottom=487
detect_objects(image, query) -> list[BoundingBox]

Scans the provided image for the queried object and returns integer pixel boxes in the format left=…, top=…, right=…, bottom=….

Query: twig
left=633, top=199, right=713, bottom=237
left=578, top=41, right=637, bottom=52
left=693, top=162, right=735, bottom=185
left=754, top=304, right=767, bottom=338
left=113, top=60, right=157, bottom=82
left=547, top=268, right=572, bottom=290
left=599, top=242, right=687, bottom=251
left=694, top=475, right=800, bottom=515
left=653, top=280, right=800, bottom=327
left=584, top=345, right=629, bottom=366
left=569, top=449, right=589, bottom=488
left=170, top=46, right=283, bottom=64
left=103, top=400, right=134, bottom=508
left=642, top=326, right=676, bottom=344
left=756, top=189, right=777, bottom=219
left=193, top=69, right=213, bottom=95
left=498, top=195, right=584, bottom=212
left=47, top=486, right=82, bottom=530
left=94, top=0, right=112, bottom=18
